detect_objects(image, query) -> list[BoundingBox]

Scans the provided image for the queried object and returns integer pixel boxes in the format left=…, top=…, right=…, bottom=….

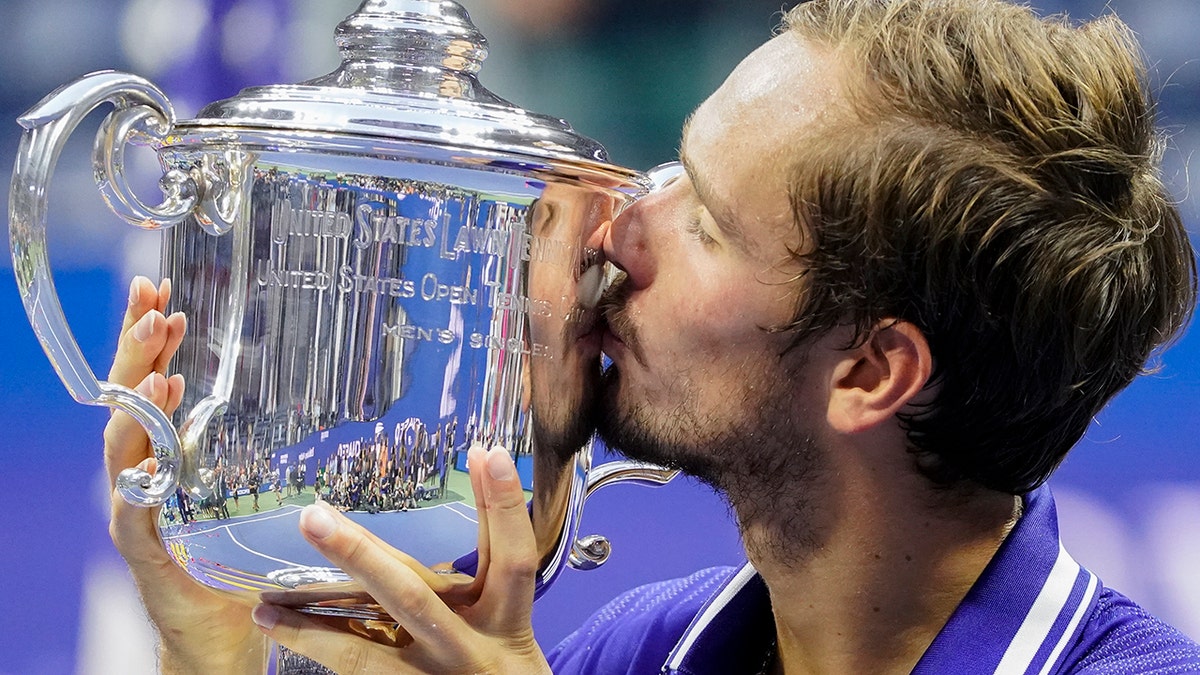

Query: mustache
left=598, top=271, right=645, bottom=365
left=597, top=269, right=630, bottom=327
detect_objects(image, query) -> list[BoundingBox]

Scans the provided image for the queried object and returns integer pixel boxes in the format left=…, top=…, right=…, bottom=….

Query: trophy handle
left=567, top=460, right=679, bottom=570
left=8, top=71, right=213, bottom=506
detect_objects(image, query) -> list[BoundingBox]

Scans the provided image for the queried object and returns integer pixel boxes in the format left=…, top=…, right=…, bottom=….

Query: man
left=106, top=0, right=1197, bottom=672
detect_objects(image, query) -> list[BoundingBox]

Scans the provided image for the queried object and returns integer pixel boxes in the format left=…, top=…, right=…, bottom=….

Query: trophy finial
left=193, top=0, right=624, bottom=163
left=306, top=0, right=492, bottom=98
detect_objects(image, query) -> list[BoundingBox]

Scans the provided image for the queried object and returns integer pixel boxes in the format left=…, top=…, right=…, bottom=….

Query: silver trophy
left=10, top=0, right=675, bottom=669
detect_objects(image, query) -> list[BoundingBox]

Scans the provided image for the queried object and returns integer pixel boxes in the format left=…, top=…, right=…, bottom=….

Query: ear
left=826, top=320, right=932, bottom=434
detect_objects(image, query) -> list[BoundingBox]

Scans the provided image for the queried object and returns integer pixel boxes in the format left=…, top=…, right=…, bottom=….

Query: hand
left=252, top=444, right=551, bottom=674
left=105, top=276, right=266, bottom=673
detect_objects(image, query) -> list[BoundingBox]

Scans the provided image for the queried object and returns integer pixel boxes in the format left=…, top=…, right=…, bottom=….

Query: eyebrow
left=678, top=115, right=746, bottom=250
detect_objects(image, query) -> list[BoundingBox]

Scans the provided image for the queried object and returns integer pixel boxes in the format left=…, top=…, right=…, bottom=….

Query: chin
left=594, top=368, right=713, bottom=481
left=594, top=361, right=813, bottom=499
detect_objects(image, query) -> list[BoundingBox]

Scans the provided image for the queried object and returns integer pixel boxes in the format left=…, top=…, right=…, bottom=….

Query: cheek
left=662, top=286, right=756, bottom=356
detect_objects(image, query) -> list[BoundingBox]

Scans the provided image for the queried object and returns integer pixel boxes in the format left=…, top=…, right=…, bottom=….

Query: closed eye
left=685, top=209, right=717, bottom=246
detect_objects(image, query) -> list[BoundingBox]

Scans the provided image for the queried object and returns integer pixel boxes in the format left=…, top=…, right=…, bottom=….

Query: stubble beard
left=595, top=339, right=829, bottom=563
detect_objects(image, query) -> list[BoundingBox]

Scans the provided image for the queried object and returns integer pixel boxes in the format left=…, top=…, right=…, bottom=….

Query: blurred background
left=0, top=0, right=1197, bottom=672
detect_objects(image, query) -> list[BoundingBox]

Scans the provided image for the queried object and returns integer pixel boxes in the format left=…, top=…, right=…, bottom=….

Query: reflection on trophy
left=9, top=0, right=676, bottom=671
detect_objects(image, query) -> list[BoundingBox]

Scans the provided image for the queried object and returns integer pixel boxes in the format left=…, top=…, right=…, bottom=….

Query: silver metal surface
left=569, top=534, right=613, bottom=571
left=565, top=460, right=679, bottom=571
left=9, top=0, right=675, bottom=648
left=9, top=71, right=189, bottom=506
left=584, top=460, right=680, bottom=500
left=187, top=0, right=621, bottom=167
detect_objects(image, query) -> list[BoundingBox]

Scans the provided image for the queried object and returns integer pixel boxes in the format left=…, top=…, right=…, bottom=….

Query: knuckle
left=338, top=532, right=370, bottom=567
left=104, top=414, right=147, bottom=451
left=504, top=554, right=539, bottom=582
left=486, top=491, right=528, bottom=513
left=394, top=583, right=435, bottom=622
left=102, top=419, right=120, bottom=449
left=103, top=420, right=132, bottom=454
left=115, top=334, right=144, bottom=360
left=456, top=658, right=496, bottom=675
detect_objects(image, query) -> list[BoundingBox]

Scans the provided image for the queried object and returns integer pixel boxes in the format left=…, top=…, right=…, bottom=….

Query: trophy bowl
left=9, top=0, right=676, bottom=640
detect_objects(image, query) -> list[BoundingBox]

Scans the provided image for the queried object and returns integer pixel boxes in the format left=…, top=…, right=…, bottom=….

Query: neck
left=728, top=438, right=1020, bottom=675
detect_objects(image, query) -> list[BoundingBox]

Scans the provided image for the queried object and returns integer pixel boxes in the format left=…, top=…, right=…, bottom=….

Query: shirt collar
left=914, top=484, right=1101, bottom=674
left=664, top=485, right=1101, bottom=675
left=664, top=564, right=775, bottom=674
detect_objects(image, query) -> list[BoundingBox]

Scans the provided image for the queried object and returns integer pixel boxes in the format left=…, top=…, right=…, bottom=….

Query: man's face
left=596, top=33, right=846, bottom=487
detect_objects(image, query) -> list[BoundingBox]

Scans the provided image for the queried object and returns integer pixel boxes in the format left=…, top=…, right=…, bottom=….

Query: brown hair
left=779, top=0, right=1197, bottom=493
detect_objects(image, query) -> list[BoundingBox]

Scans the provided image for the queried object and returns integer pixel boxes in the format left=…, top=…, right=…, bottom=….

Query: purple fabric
left=546, top=566, right=765, bottom=674
left=547, top=485, right=1200, bottom=674
left=1064, top=590, right=1200, bottom=674
left=914, top=485, right=1085, bottom=673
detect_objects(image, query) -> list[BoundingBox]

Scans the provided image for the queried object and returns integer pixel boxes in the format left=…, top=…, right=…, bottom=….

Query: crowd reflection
left=163, top=417, right=461, bottom=525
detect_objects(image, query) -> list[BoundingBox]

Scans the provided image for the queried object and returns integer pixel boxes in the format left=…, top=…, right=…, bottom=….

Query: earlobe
left=826, top=321, right=932, bottom=434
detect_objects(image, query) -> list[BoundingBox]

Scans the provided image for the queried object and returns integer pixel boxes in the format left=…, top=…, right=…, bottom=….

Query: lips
left=596, top=274, right=646, bottom=366
left=601, top=316, right=628, bottom=352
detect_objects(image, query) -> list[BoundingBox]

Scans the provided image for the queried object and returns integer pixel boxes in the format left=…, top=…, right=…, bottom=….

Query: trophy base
left=262, top=592, right=415, bottom=674
left=264, top=584, right=411, bottom=641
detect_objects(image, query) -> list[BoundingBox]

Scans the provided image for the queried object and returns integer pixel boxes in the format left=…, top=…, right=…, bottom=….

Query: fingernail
left=300, top=504, right=338, bottom=539
left=132, top=312, right=155, bottom=342
left=487, top=446, right=516, bottom=481
left=135, top=372, right=158, bottom=396
left=252, top=604, right=279, bottom=630
left=468, top=442, right=486, bottom=468
left=128, top=278, right=141, bottom=306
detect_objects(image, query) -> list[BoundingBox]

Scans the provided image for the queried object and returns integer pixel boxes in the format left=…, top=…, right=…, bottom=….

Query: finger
left=297, top=502, right=462, bottom=592
left=260, top=513, right=477, bottom=610
left=296, top=503, right=465, bottom=648
left=327, top=510, right=460, bottom=590
left=165, top=373, right=186, bottom=417
left=472, top=446, right=538, bottom=629
left=110, top=459, right=198, bottom=588
left=121, top=276, right=160, bottom=334
left=466, top=443, right=491, bottom=586
left=109, top=457, right=240, bottom=632
left=156, top=277, right=172, bottom=314
left=252, top=604, right=411, bottom=675
left=104, top=372, right=166, bottom=488
left=154, top=312, right=187, bottom=375
left=111, top=494, right=163, bottom=566
left=109, top=310, right=170, bottom=387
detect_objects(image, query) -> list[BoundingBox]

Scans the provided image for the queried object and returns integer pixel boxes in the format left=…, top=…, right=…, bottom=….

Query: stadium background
left=0, top=1, right=1197, bottom=672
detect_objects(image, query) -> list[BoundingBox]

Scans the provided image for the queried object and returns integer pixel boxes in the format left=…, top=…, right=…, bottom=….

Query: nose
left=601, top=161, right=684, bottom=287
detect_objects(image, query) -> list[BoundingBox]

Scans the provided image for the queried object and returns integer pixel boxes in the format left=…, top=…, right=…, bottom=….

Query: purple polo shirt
left=547, top=485, right=1200, bottom=674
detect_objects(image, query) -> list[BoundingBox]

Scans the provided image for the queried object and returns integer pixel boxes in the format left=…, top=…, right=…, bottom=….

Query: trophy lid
left=184, top=0, right=623, bottom=171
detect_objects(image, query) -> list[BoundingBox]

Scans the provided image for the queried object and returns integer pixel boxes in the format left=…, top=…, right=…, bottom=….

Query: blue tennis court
left=163, top=502, right=480, bottom=592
